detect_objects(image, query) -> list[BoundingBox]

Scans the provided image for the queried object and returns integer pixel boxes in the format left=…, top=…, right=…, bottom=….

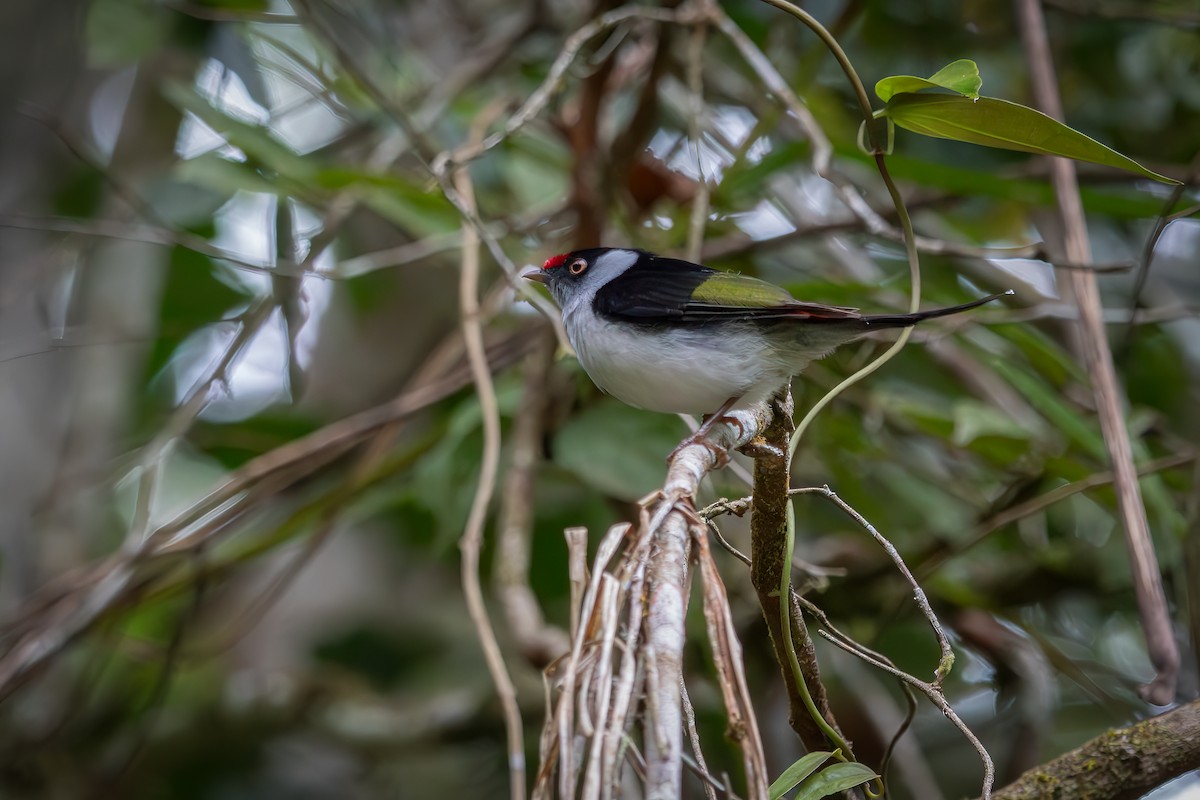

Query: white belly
left=564, top=311, right=789, bottom=416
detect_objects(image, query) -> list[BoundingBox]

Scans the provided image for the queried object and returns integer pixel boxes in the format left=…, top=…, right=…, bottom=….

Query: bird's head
left=524, top=248, right=640, bottom=309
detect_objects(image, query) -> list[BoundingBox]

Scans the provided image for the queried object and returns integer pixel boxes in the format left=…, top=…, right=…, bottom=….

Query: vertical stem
left=1015, top=0, right=1179, bottom=704
left=454, top=141, right=527, bottom=797
left=748, top=391, right=843, bottom=752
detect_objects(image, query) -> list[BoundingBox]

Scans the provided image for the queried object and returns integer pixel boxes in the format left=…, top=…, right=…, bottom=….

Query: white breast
left=563, top=308, right=790, bottom=416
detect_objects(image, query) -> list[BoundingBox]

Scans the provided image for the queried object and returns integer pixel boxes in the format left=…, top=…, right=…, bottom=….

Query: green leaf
left=792, top=762, right=879, bottom=800
left=875, top=58, right=982, bottom=102
left=164, top=82, right=319, bottom=192
left=554, top=399, right=687, bottom=502
left=987, top=359, right=1107, bottom=461
left=952, top=400, right=1031, bottom=447
left=882, top=94, right=1179, bottom=184
left=768, top=751, right=834, bottom=800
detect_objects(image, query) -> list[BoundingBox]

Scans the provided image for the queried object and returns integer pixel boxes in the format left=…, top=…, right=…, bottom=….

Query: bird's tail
left=861, top=289, right=1012, bottom=328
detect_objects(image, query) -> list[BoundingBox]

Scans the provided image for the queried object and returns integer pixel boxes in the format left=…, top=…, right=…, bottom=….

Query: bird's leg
left=667, top=396, right=741, bottom=467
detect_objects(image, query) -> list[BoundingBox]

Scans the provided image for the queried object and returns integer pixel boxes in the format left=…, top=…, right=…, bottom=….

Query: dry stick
left=796, top=487, right=955, bottom=683
left=495, top=335, right=571, bottom=667
left=198, top=389, right=442, bottom=659
left=814, top=627, right=993, bottom=796
left=536, top=407, right=776, bottom=799
left=680, top=678, right=719, bottom=800
left=453, top=130, right=526, bottom=799
left=1015, top=0, right=1179, bottom=705
left=580, top=575, right=623, bottom=799
left=0, top=215, right=279, bottom=276
left=644, top=508, right=692, bottom=800
left=150, top=319, right=534, bottom=552
left=1121, top=154, right=1200, bottom=351
left=600, top=520, right=655, bottom=800
left=538, top=520, right=626, bottom=800
left=564, top=526, right=590, bottom=642
left=684, top=9, right=712, bottom=265
left=694, top=527, right=770, bottom=800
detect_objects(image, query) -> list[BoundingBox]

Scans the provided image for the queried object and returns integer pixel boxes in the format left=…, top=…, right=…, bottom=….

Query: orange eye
left=569, top=258, right=588, bottom=275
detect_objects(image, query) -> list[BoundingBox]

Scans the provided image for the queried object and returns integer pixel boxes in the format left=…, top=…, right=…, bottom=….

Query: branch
left=1016, top=0, right=1179, bottom=704
left=454, top=109, right=526, bottom=800
left=494, top=333, right=571, bottom=666
left=0, top=325, right=538, bottom=699
left=990, top=699, right=1200, bottom=800
left=745, top=391, right=846, bottom=753
left=534, top=403, right=775, bottom=800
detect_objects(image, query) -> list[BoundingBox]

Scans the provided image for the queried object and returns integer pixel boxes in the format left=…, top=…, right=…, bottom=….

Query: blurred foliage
left=0, top=0, right=1197, bottom=798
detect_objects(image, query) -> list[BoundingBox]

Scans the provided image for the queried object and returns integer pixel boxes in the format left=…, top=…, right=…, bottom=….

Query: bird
left=526, top=247, right=1009, bottom=443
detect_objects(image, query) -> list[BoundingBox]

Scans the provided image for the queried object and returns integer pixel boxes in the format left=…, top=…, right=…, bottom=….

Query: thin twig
left=680, top=679, right=719, bottom=800
left=917, top=451, right=1196, bottom=580
left=694, top=527, right=769, bottom=799
left=496, top=335, right=571, bottom=666
left=684, top=11, right=712, bottom=264
left=795, top=487, right=955, bottom=684
left=454, top=112, right=526, bottom=800
left=816, top=628, right=996, bottom=798
left=1120, top=154, right=1199, bottom=352
left=126, top=297, right=276, bottom=549
left=431, top=3, right=706, bottom=175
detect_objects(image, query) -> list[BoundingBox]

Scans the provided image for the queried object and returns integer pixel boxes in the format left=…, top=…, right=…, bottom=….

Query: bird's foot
left=667, top=432, right=731, bottom=469
left=666, top=397, right=741, bottom=468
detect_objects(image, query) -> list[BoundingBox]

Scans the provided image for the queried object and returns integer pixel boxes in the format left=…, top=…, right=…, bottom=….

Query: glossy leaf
left=792, top=762, right=879, bottom=800
left=875, top=58, right=982, bottom=102
left=768, top=751, right=834, bottom=800
left=883, top=94, right=1178, bottom=184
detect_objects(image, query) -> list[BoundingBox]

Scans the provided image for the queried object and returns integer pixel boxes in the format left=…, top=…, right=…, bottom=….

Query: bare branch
left=989, top=698, right=1200, bottom=800
left=534, top=403, right=777, bottom=800
left=1016, top=0, right=1179, bottom=703
left=454, top=111, right=526, bottom=800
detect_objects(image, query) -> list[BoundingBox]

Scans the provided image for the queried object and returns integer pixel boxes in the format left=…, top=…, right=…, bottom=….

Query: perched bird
left=526, top=247, right=1008, bottom=432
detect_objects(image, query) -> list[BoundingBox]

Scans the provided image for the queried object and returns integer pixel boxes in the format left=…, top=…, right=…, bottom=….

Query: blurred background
left=0, top=0, right=1198, bottom=797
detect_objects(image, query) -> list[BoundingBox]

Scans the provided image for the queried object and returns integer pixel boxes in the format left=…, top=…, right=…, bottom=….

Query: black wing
left=592, top=255, right=862, bottom=324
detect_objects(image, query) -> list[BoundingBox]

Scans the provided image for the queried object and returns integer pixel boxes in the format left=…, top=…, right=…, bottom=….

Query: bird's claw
left=667, top=433, right=731, bottom=469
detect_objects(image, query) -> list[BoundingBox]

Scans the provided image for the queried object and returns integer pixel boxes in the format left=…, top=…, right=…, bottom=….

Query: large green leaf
left=883, top=94, right=1178, bottom=184
left=768, top=751, right=834, bottom=800
left=792, top=762, right=879, bottom=800
left=875, top=58, right=982, bottom=102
